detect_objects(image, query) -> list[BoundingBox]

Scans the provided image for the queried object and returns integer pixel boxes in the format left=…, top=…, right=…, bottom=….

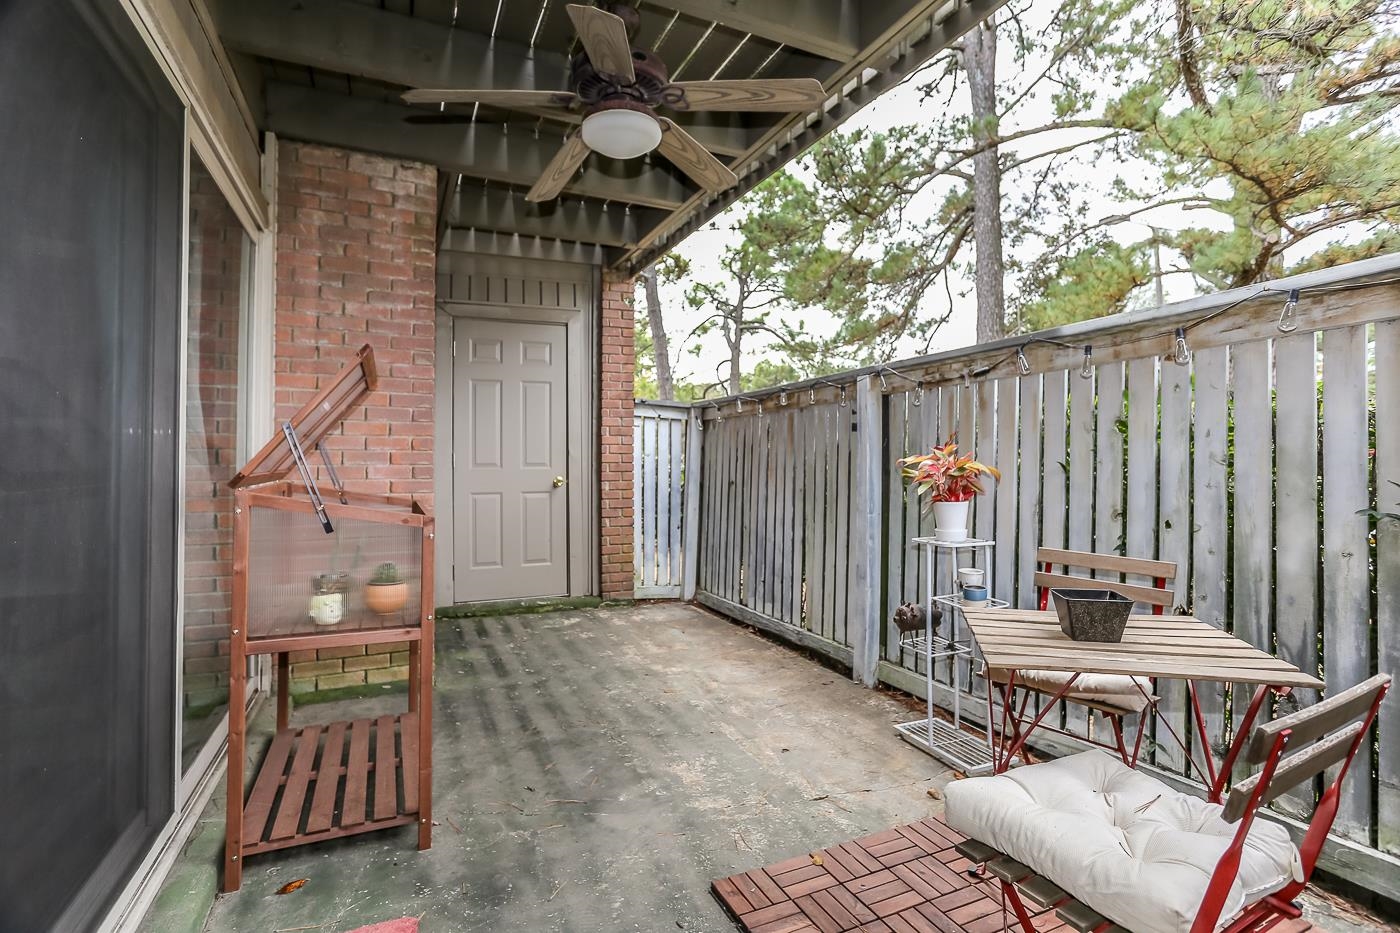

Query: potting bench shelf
left=223, top=347, right=434, bottom=893
left=240, top=713, right=421, bottom=857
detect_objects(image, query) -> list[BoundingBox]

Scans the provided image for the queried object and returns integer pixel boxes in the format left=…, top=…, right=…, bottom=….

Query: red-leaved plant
left=898, top=440, right=1000, bottom=504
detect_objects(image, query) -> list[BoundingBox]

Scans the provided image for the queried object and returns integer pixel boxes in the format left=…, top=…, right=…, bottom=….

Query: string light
left=682, top=280, right=1327, bottom=415
left=1277, top=288, right=1300, bottom=333
left=1016, top=347, right=1032, bottom=376
left=1173, top=327, right=1192, bottom=367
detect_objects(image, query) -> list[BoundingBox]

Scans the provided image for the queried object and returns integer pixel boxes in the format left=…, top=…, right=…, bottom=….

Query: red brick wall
left=600, top=269, right=635, bottom=598
left=275, top=141, right=436, bottom=690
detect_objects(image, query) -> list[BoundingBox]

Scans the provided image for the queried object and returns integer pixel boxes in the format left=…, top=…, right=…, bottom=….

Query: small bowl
left=1051, top=589, right=1132, bottom=642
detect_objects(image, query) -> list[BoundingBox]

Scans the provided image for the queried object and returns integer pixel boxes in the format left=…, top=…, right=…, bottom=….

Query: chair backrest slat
left=1033, top=571, right=1174, bottom=608
left=1245, top=673, right=1391, bottom=764
left=1223, top=723, right=1363, bottom=822
left=1036, top=547, right=1177, bottom=581
left=1034, top=548, right=1177, bottom=612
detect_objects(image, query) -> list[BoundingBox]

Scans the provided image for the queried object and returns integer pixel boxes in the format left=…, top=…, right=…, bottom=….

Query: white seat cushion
left=944, top=750, right=1300, bottom=933
left=990, top=668, right=1154, bottom=713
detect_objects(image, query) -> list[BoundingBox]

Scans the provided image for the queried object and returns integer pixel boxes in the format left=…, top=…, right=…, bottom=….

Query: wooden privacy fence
left=653, top=254, right=1400, bottom=902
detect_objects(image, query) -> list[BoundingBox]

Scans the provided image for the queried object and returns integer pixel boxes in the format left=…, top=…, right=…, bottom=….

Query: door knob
left=552, top=476, right=566, bottom=488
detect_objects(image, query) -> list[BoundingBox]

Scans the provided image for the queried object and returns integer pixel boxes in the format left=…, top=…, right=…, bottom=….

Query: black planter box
left=1051, top=589, right=1133, bottom=643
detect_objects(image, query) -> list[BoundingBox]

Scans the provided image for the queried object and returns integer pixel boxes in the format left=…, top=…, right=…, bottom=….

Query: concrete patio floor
left=150, top=603, right=1392, bottom=933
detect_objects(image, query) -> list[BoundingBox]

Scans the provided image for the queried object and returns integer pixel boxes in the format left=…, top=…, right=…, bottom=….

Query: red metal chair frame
left=987, top=675, right=1391, bottom=933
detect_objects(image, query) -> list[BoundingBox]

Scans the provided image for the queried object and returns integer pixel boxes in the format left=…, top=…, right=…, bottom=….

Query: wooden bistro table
left=961, top=608, right=1324, bottom=800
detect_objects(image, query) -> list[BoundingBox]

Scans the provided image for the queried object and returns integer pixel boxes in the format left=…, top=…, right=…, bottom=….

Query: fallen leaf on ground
left=810, top=854, right=824, bottom=866
left=926, top=788, right=942, bottom=800
left=275, top=878, right=309, bottom=895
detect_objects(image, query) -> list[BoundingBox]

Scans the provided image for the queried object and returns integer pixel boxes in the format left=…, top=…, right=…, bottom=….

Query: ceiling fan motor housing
left=570, top=49, right=676, bottom=110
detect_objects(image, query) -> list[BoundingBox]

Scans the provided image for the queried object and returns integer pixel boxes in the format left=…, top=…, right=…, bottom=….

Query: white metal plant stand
left=894, top=536, right=1007, bottom=774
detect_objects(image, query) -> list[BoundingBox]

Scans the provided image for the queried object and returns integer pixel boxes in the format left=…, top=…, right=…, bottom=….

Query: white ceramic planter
left=931, top=500, right=971, bottom=542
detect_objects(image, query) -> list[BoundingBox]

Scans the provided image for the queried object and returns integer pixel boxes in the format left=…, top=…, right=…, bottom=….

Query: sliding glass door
left=0, top=2, right=182, bottom=930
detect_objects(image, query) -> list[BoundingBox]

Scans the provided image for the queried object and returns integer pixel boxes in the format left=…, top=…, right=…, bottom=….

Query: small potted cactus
left=365, top=562, right=408, bottom=615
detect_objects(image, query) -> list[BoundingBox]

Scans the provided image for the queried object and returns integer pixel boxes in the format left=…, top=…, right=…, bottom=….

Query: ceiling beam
left=446, top=187, right=668, bottom=249
left=214, top=0, right=754, bottom=157
left=264, top=82, right=691, bottom=211
left=653, top=0, right=860, bottom=62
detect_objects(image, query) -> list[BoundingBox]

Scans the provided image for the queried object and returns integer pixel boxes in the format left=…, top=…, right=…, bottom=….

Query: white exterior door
left=453, top=316, right=569, bottom=601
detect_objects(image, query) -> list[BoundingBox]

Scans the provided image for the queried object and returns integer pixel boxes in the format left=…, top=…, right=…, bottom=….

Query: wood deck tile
left=714, top=815, right=1323, bottom=933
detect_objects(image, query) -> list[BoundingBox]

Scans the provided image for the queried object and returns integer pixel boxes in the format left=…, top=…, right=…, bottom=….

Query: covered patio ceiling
left=211, top=0, right=1006, bottom=271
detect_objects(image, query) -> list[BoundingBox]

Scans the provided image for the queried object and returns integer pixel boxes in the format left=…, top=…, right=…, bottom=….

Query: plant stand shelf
left=241, top=713, right=421, bottom=857
left=895, top=537, right=1000, bottom=774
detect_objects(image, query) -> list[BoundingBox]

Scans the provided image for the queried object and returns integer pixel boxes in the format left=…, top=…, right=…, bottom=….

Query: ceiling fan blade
left=566, top=4, right=636, bottom=82
left=669, top=79, right=827, bottom=112
left=656, top=118, right=737, bottom=194
left=401, top=88, right=577, bottom=109
left=526, top=134, right=593, bottom=202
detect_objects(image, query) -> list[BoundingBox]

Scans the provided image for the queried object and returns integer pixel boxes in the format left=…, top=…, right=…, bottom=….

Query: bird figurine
left=893, top=601, right=941, bottom=637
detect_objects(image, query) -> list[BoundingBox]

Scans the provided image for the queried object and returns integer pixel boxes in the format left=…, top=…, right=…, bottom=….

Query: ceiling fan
left=402, top=2, right=827, bottom=202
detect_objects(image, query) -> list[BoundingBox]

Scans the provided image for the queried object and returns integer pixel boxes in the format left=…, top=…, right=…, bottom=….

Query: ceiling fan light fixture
left=581, top=108, right=662, bottom=160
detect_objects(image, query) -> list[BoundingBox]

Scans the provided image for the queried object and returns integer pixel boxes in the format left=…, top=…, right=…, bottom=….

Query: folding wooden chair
left=985, top=548, right=1177, bottom=766
left=946, top=673, right=1390, bottom=933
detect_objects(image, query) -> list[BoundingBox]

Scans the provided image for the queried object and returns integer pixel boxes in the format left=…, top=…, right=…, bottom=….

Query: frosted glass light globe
left=580, top=109, right=662, bottom=160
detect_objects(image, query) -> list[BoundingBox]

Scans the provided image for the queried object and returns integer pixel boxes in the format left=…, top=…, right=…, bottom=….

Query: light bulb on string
left=913, top=384, right=923, bottom=407
left=736, top=398, right=744, bottom=414
left=1277, top=288, right=1300, bottom=333
left=1173, top=327, right=1192, bottom=367
left=839, top=385, right=848, bottom=407
left=779, top=389, right=789, bottom=406
left=1080, top=345, right=1094, bottom=380
left=1016, top=347, right=1031, bottom=376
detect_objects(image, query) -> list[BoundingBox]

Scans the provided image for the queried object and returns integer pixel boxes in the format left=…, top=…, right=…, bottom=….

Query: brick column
left=274, top=140, right=436, bottom=692
left=599, top=269, right=635, bottom=599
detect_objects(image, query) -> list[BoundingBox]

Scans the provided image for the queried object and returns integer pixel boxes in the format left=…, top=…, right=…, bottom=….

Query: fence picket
left=1156, top=362, right=1191, bottom=774
left=1374, top=319, right=1400, bottom=856
left=1230, top=340, right=1272, bottom=780
left=1191, top=346, right=1229, bottom=764
left=1321, top=325, right=1373, bottom=844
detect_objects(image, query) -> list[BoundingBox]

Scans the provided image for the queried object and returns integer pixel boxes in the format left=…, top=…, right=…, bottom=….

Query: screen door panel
left=0, top=2, right=181, bottom=930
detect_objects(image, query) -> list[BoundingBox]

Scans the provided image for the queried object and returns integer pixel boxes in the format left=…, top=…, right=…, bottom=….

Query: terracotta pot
left=365, top=581, right=408, bottom=615
left=931, top=499, right=971, bottom=542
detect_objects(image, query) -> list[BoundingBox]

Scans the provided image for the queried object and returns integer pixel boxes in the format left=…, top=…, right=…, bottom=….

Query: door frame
left=434, top=252, right=598, bottom=604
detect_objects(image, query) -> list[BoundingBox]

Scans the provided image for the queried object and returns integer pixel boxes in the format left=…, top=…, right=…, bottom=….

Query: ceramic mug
left=956, top=567, right=985, bottom=588
left=961, top=585, right=989, bottom=608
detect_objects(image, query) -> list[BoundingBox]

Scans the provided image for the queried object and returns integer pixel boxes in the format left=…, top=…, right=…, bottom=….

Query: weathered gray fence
left=633, top=400, right=691, bottom=598
left=662, top=254, right=1400, bottom=901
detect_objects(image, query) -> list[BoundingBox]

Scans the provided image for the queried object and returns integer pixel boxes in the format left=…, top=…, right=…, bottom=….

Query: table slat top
left=962, top=609, right=1324, bottom=689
